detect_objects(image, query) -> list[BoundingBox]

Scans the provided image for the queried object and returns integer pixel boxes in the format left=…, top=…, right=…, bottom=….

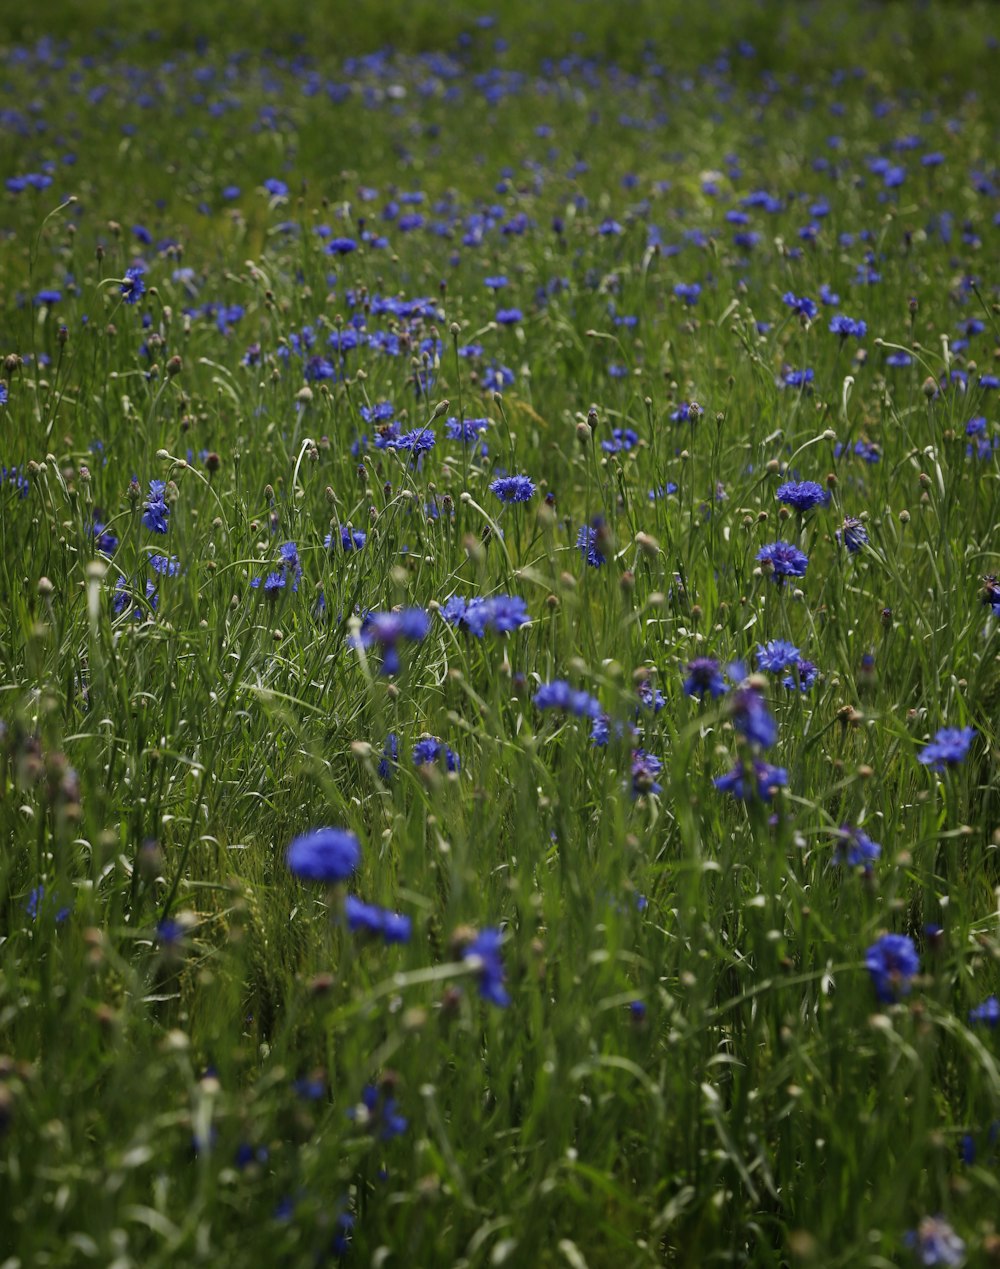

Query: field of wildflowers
left=1, top=2, right=999, bottom=1264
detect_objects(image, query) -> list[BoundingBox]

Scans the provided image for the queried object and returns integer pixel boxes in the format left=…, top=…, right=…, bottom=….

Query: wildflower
left=326, top=237, right=357, bottom=255
left=326, top=526, right=366, bottom=552
left=388, top=427, right=436, bottom=454
left=674, top=282, right=701, bottom=306
left=776, top=480, right=828, bottom=511
left=865, top=932, right=919, bottom=1002
left=412, top=737, right=460, bottom=772
left=601, top=428, right=639, bottom=453
left=837, top=516, right=869, bottom=553
left=683, top=658, right=728, bottom=699
left=141, top=480, right=170, bottom=534
left=445, top=416, right=489, bottom=442
left=357, top=608, right=430, bottom=675
left=533, top=679, right=603, bottom=719
left=90, top=512, right=118, bottom=554
left=829, top=314, right=867, bottom=339
left=714, top=758, right=788, bottom=802
left=495, top=307, right=523, bottom=325
left=630, top=749, right=663, bottom=796
left=982, top=575, right=1000, bottom=616
left=378, top=733, right=399, bottom=780
left=462, top=928, right=510, bottom=1007
left=490, top=474, right=535, bottom=503
left=148, top=554, right=180, bottom=576
left=783, top=291, right=818, bottom=319
left=121, top=266, right=146, bottom=306
left=968, top=996, right=999, bottom=1028
left=757, top=540, right=809, bottom=582
left=344, top=896, right=412, bottom=944
left=576, top=520, right=606, bottom=568
left=903, top=1216, right=965, bottom=1266
left=835, top=825, right=882, bottom=868
left=350, top=1083, right=408, bottom=1140
left=755, top=640, right=801, bottom=673
left=918, top=726, right=976, bottom=772
left=112, top=577, right=157, bottom=618
left=729, top=686, right=778, bottom=749
left=637, top=680, right=665, bottom=712
left=782, top=658, right=819, bottom=692
left=778, top=366, right=814, bottom=389
left=286, top=827, right=360, bottom=884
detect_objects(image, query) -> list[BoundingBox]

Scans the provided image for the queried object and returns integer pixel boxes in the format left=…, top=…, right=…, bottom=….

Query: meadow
left=1, top=2, right=999, bottom=1264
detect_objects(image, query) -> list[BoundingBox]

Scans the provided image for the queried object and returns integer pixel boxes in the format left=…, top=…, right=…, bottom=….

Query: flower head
left=775, top=480, right=828, bottom=511
left=412, top=736, right=460, bottom=772
left=683, top=658, right=728, bottom=700
left=757, top=540, right=809, bottom=582
left=968, top=996, right=999, bottom=1028
left=141, top=480, right=170, bottom=534
left=904, top=1216, right=965, bottom=1267
left=490, top=475, right=535, bottom=504
left=865, top=932, right=919, bottom=1002
left=286, top=828, right=360, bottom=884
left=533, top=679, right=603, bottom=719
left=344, top=896, right=411, bottom=944
left=755, top=640, right=801, bottom=673
left=714, top=758, right=787, bottom=802
left=918, top=726, right=976, bottom=772
left=837, top=516, right=869, bottom=553
left=462, top=928, right=510, bottom=1007
left=576, top=519, right=607, bottom=568
left=121, top=266, right=146, bottom=306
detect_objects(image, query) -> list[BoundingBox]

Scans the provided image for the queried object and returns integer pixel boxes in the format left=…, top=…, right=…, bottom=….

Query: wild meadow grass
left=1, top=3, right=999, bottom=1265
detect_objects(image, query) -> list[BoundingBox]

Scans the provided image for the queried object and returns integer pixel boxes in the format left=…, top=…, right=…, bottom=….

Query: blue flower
left=576, top=520, right=607, bottom=568
left=836, top=825, right=882, bottom=868
left=121, top=266, right=146, bottom=306
left=630, top=749, right=663, bottom=797
left=729, top=687, right=778, bottom=749
left=968, top=996, right=999, bottom=1028
left=865, top=932, right=919, bottom=1002
left=775, top=480, right=828, bottom=511
left=674, top=282, right=701, bottom=306
left=412, top=737, right=460, bottom=772
left=918, top=726, right=976, bottom=772
left=446, top=416, right=489, bottom=442
left=388, top=427, right=436, bottom=454
left=357, top=609, right=430, bottom=675
left=344, top=896, right=412, bottom=944
left=714, top=759, right=787, bottom=802
left=837, top=516, right=869, bottom=553
left=495, top=307, right=523, bottom=325
left=286, top=828, right=360, bottom=884
left=490, top=475, right=535, bottom=503
left=828, top=314, right=867, bottom=339
left=601, top=428, right=639, bottom=454
left=462, top=928, right=510, bottom=1007
left=141, top=480, right=170, bottom=534
left=378, top=733, right=399, bottom=780
left=326, top=526, right=366, bottom=552
left=148, top=554, right=180, bottom=576
left=683, top=658, right=728, bottom=700
left=533, top=679, right=603, bottom=719
left=757, top=540, right=809, bottom=582
left=755, top=640, right=801, bottom=673
left=352, top=1084, right=408, bottom=1141
left=903, top=1216, right=965, bottom=1266
left=783, top=292, right=818, bottom=319
left=782, top=658, right=819, bottom=693
left=326, top=237, right=357, bottom=255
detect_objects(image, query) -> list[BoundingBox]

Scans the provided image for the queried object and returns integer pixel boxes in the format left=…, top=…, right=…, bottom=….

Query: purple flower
left=378, top=733, right=399, bottom=780
left=141, top=480, right=170, bottom=534
left=918, top=726, right=976, bottom=772
left=865, top=932, right=919, bottom=1002
left=576, top=520, right=607, bottom=568
left=286, top=827, right=360, bottom=884
left=358, top=609, right=430, bottom=675
left=630, top=749, right=663, bottom=797
left=782, top=658, right=819, bottom=693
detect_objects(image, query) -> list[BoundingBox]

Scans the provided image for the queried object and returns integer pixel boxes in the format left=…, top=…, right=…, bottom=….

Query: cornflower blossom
left=755, top=640, right=801, bottom=673
left=533, top=680, right=603, bottom=719
left=490, top=475, right=535, bottom=503
left=917, top=726, right=976, bottom=772
left=714, top=759, right=788, bottom=802
left=141, top=480, right=170, bottom=534
left=412, top=737, right=460, bottom=772
left=344, top=897, right=412, bottom=944
left=865, top=933, right=919, bottom=1002
left=462, top=929, right=510, bottom=1007
left=683, top=658, right=728, bottom=699
left=286, top=828, right=360, bottom=884
left=757, top=540, right=809, bottom=582
left=775, top=480, right=828, bottom=511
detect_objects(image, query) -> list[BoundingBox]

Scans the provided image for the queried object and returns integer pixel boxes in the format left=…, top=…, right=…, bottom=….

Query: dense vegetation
left=1, top=3, right=999, bottom=1265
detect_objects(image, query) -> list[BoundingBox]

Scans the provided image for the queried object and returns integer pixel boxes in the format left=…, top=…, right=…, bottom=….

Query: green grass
left=1, top=2, right=999, bottom=1265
